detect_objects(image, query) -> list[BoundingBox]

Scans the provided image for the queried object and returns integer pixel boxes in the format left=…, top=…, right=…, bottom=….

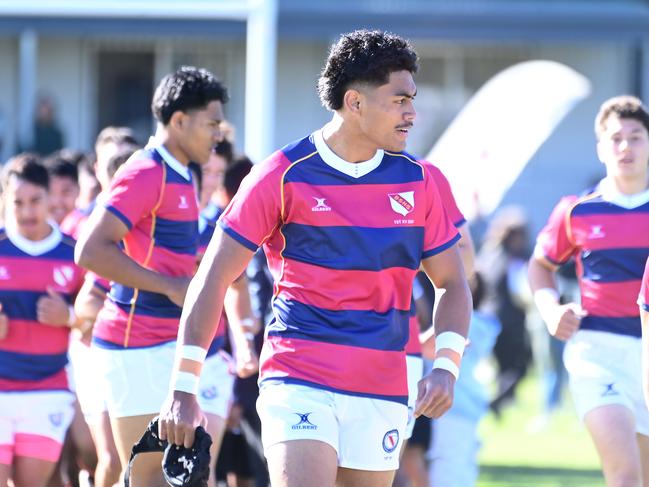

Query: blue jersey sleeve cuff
left=105, top=205, right=133, bottom=230
left=218, top=220, right=259, bottom=252
left=422, top=232, right=461, bottom=259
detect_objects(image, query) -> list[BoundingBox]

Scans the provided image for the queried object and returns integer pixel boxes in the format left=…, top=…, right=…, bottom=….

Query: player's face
left=181, top=100, right=225, bottom=166
left=597, top=116, right=649, bottom=181
left=48, top=175, right=79, bottom=224
left=200, top=152, right=227, bottom=208
left=358, top=70, right=417, bottom=152
left=4, top=176, right=51, bottom=241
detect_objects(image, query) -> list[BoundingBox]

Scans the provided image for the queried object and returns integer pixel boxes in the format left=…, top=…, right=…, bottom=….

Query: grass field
left=476, top=375, right=605, bottom=486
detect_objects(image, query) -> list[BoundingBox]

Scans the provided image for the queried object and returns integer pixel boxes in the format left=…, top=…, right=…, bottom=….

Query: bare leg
left=12, top=457, right=58, bottom=487
left=584, top=405, right=642, bottom=487
left=88, top=412, right=121, bottom=487
left=336, top=467, right=395, bottom=487
left=265, top=440, right=337, bottom=487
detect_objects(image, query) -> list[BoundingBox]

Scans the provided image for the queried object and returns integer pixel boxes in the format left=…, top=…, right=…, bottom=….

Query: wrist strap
left=433, top=357, right=460, bottom=380
left=435, top=331, right=466, bottom=357
left=179, top=345, right=207, bottom=363
left=67, top=305, right=76, bottom=328
left=172, top=371, right=200, bottom=395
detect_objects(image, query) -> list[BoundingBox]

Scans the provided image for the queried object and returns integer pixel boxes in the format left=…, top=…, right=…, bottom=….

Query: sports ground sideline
left=477, top=375, right=604, bottom=486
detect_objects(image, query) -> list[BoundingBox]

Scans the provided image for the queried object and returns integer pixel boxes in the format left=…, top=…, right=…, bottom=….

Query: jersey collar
left=146, top=136, right=191, bottom=181
left=5, top=220, right=62, bottom=256
left=313, top=129, right=383, bottom=179
left=598, top=177, right=649, bottom=209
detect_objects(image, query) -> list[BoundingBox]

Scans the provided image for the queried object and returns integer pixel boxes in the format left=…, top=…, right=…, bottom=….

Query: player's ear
left=343, top=89, right=362, bottom=114
left=169, top=110, right=186, bottom=131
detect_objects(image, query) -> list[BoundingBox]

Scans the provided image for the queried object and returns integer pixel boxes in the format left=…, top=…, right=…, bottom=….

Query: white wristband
left=432, top=357, right=460, bottom=380
left=180, top=345, right=207, bottom=363
left=533, top=287, right=560, bottom=310
left=172, top=371, right=200, bottom=395
left=435, top=331, right=466, bottom=358
left=67, top=305, right=76, bottom=328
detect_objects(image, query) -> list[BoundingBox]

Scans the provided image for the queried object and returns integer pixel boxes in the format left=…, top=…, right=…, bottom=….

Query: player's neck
left=609, top=174, right=649, bottom=195
left=322, top=117, right=380, bottom=163
left=152, top=127, right=189, bottom=166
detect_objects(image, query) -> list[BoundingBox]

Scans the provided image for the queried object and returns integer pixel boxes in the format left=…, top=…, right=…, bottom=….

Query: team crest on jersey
left=53, top=266, right=75, bottom=286
left=292, top=412, right=317, bottom=430
left=178, top=195, right=189, bottom=209
left=382, top=429, right=399, bottom=453
left=49, top=412, right=63, bottom=428
left=0, top=266, right=10, bottom=280
left=388, top=191, right=414, bottom=216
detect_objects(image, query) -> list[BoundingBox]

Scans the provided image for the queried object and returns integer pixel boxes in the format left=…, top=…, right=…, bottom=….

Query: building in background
left=0, top=0, right=648, bottom=232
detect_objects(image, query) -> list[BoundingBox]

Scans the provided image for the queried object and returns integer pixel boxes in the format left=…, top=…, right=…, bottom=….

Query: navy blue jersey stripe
left=581, top=248, right=649, bottom=282
left=580, top=316, right=640, bottom=337
left=0, top=350, right=68, bottom=381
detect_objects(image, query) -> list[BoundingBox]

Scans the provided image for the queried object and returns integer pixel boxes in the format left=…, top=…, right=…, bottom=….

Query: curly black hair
left=317, top=30, right=419, bottom=111
left=152, top=66, right=229, bottom=125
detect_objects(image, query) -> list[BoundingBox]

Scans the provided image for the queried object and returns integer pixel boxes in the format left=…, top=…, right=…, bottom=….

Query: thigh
left=266, top=439, right=338, bottom=487
left=111, top=413, right=166, bottom=487
left=336, top=467, right=395, bottom=487
left=584, top=404, right=641, bottom=482
left=0, top=463, right=8, bottom=487
left=12, top=456, right=58, bottom=487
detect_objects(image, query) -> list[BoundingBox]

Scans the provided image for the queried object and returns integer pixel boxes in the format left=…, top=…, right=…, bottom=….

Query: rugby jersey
left=535, top=178, right=649, bottom=338
left=405, top=162, right=466, bottom=357
left=93, top=146, right=199, bottom=349
left=0, top=224, right=84, bottom=391
left=219, top=129, right=459, bottom=404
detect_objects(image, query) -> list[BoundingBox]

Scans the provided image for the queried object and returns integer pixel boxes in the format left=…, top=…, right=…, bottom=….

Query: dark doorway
left=97, top=51, right=154, bottom=145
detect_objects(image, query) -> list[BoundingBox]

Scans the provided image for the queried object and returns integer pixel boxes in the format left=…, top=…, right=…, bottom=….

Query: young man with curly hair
left=159, top=31, right=471, bottom=487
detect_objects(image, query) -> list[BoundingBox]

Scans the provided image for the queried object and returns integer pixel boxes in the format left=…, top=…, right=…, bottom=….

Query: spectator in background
left=32, top=96, right=64, bottom=156
left=477, top=206, right=532, bottom=417
left=44, top=153, right=80, bottom=225
left=428, top=272, right=500, bottom=487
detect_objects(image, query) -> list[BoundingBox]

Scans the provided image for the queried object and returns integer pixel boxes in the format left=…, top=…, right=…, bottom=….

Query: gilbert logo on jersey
left=311, top=197, right=332, bottom=212
left=587, top=225, right=606, bottom=239
left=53, top=266, right=75, bottom=286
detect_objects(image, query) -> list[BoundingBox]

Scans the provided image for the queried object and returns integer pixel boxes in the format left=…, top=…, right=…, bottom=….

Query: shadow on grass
left=479, top=465, right=604, bottom=486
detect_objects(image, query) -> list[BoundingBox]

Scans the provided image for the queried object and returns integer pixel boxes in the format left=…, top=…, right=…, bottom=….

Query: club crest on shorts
left=388, top=191, right=414, bottom=216
left=200, top=386, right=218, bottom=400
left=382, top=429, right=399, bottom=453
left=291, top=412, right=317, bottom=430
left=49, top=412, right=63, bottom=427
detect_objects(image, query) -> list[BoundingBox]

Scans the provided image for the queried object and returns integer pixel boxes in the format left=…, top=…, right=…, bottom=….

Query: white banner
left=426, top=60, right=591, bottom=218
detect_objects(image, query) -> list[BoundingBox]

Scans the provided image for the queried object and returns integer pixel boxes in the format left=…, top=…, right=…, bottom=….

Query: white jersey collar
left=597, top=177, right=649, bottom=209
left=5, top=220, right=62, bottom=256
left=145, top=136, right=191, bottom=181
left=313, top=129, right=383, bottom=179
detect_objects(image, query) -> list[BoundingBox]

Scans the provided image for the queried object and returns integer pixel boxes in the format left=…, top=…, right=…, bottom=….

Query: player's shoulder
left=114, top=148, right=163, bottom=180
left=253, top=134, right=319, bottom=183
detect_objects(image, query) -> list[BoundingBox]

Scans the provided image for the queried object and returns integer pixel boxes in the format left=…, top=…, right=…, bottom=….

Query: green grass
left=477, top=375, right=604, bottom=486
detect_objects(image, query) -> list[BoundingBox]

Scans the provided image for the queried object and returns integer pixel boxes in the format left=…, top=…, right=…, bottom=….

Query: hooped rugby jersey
left=92, top=146, right=199, bottom=349
left=0, top=224, right=84, bottom=391
left=536, top=178, right=649, bottom=338
left=639, top=256, right=649, bottom=313
left=218, top=130, right=459, bottom=404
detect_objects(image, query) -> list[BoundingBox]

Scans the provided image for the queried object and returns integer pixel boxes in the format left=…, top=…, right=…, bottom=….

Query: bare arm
left=160, top=228, right=254, bottom=447
left=457, top=223, right=475, bottom=279
left=224, top=274, right=260, bottom=378
left=75, top=207, right=188, bottom=305
left=416, top=244, right=472, bottom=418
left=641, top=308, right=649, bottom=410
left=528, top=254, right=584, bottom=340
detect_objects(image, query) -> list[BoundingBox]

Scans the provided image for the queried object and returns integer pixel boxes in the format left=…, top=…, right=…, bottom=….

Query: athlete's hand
left=37, top=287, right=71, bottom=326
left=165, top=276, right=192, bottom=308
left=0, top=303, right=8, bottom=340
left=234, top=336, right=259, bottom=379
left=159, top=391, right=208, bottom=449
left=541, top=302, right=586, bottom=341
left=414, top=368, right=455, bottom=419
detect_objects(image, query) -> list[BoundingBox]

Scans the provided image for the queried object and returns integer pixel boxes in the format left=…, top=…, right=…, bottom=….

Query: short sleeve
left=423, top=162, right=465, bottom=227
left=103, top=157, right=162, bottom=230
left=421, top=167, right=461, bottom=259
left=218, top=152, right=286, bottom=251
left=534, top=196, right=578, bottom=266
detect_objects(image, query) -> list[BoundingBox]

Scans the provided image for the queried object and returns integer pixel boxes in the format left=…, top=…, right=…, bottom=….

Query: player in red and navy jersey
left=160, top=30, right=472, bottom=487
left=639, top=258, right=649, bottom=412
left=75, top=66, right=231, bottom=486
left=0, top=155, right=84, bottom=487
left=530, top=95, right=649, bottom=486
